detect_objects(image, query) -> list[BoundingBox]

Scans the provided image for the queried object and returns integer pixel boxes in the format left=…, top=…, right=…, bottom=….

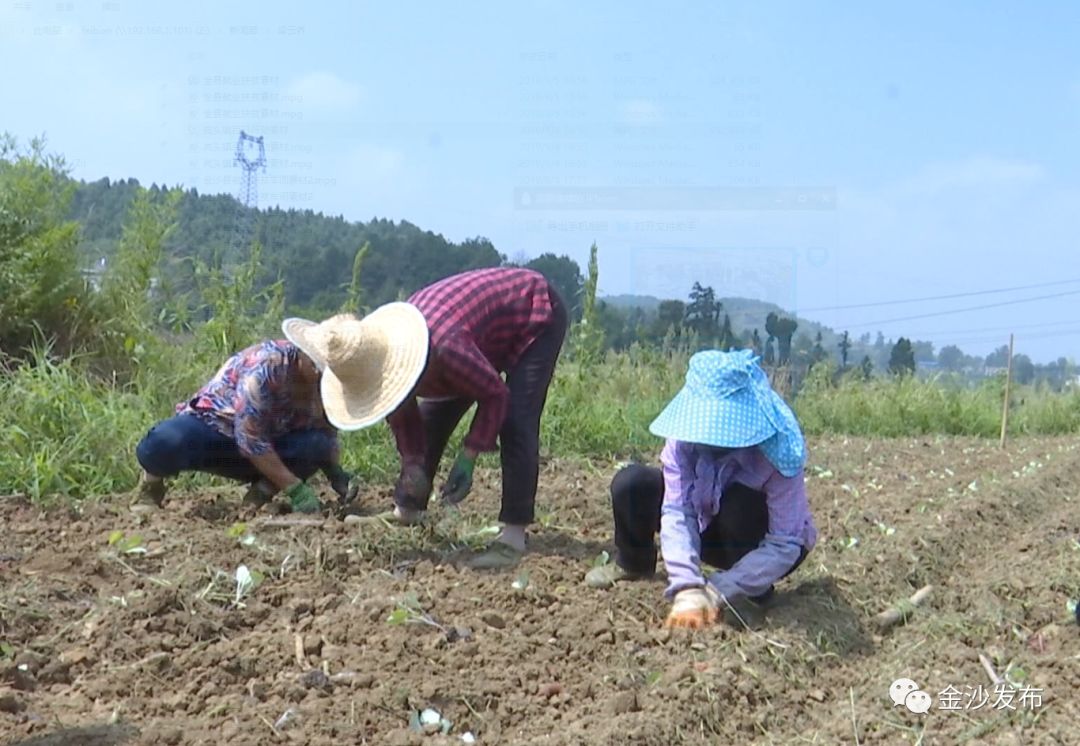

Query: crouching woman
left=586, top=349, right=818, bottom=628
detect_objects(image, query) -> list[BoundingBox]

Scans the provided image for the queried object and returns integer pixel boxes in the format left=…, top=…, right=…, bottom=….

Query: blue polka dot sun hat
left=649, top=349, right=807, bottom=477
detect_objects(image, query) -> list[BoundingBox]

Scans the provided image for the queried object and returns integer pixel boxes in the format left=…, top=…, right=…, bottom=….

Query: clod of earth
left=0, top=693, right=25, bottom=714
left=479, top=611, right=506, bottom=629
left=538, top=682, right=563, bottom=699
left=611, top=690, right=640, bottom=714
left=445, top=626, right=473, bottom=643
left=300, top=669, right=332, bottom=691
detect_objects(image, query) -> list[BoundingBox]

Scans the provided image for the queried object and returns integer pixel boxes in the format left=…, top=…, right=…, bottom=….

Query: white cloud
left=284, top=72, right=362, bottom=110
left=618, top=99, right=663, bottom=126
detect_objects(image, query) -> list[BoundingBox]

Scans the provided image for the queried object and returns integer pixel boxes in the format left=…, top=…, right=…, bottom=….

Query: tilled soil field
left=1, top=436, right=1079, bottom=745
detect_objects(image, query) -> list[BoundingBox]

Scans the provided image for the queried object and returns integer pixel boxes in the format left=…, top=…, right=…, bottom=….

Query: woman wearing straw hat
left=585, top=349, right=817, bottom=628
left=132, top=305, right=424, bottom=515
left=301, top=267, right=568, bottom=570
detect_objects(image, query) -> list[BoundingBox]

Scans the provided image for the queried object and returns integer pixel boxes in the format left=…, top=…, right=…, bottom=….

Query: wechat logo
left=890, top=678, right=932, bottom=714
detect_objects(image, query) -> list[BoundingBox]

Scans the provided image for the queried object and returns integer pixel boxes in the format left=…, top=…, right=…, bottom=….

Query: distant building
left=80, top=257, right=107, bottom=292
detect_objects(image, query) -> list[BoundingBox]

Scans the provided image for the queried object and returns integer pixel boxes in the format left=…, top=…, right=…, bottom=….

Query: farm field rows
left=1, top=435, right=1078, bottom=745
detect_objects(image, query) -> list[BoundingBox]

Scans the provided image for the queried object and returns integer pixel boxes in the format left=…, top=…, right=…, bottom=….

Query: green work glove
left=324, top=464, right=359, bottom=504
left=285, top=481, right=322, bottom=514
left=440, top=452, right=476, bottom=505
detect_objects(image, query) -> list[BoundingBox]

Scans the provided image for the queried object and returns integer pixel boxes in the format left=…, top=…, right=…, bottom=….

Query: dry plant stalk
left=874, top=585, right=933, bottom=632
left=294, top=633, right=306, bottom=668
left=978, top=653, right=1003, bottom=686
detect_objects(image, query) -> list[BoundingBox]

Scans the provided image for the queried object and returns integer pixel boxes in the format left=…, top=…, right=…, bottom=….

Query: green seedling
left=875, top=521, right=896, bottom=536
left=226, top=522, right=258, bottom=547
left=536, top=510, right=558, bottom=530
left=1005, top=663, right=1028, bottom=687
left=386, top=593, right=446, bottom=632
left=107, top=530, right=146, bottom=554
left=592, top=550, right=611, bottom=568
left=234, top=564, right=264, bottom=606
left=0, top=642, right=14, bottom=660
left=511, top=569, right=530, bottom=592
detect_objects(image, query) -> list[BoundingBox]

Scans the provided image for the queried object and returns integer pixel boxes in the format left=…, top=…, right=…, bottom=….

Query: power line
left=903, top=318, right=1080, bottom=338
left=840, top=289, right=1080, bottom=330
left=802, top=278, right=1080, bottom=313
left=939, top=327, right=1080, bottom=346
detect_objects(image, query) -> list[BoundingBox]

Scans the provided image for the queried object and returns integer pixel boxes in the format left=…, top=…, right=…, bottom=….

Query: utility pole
left=999, top=333, right=1014, bottom=448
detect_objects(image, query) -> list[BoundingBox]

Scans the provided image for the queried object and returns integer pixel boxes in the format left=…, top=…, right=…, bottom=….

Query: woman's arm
left=658, top=439, right=706, bottom=598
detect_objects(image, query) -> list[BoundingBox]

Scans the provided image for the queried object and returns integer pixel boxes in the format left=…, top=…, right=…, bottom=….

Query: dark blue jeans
left=135, top=414, right=336, bottom=484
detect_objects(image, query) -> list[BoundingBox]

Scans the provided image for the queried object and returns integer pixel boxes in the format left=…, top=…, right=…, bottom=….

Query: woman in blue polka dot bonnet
left=585, top=349, right=818, bottom=628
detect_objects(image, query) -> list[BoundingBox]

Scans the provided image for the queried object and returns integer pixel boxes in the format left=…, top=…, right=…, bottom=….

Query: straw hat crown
left=282, top=303, right=430, bottom=431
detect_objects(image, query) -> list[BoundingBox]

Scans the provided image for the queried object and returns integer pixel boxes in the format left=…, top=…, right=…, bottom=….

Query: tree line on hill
left=3, top=136, right=1072, bottom=390
left=61, top=178, right=1080, bottom=389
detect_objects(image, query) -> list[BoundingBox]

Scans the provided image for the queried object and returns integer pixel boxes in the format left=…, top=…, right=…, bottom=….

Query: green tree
left=341, top=241, right=370, bottom=315
left=0, top=134, right=85, bottom=355
left=524, top=252, right=585, bottom=321
left=574, top=242, right=603, bottom=361
left=95, top=185, right=182, bottom=373
left=985, top=345, right=1010, bottom=368
left=838, top=330, right=851, bottom=369
left=765, top=312, right=798, bottom=365
left=937, top=344, right=964, bottom=371
left=656, top=300, right=685, bottom=337
left=719, top=313, right=735, bottom=350
left=751, top=328, right=762, bottom=355
left=912, top=340, right=935, bottom=363
left=811, top=331, right=827, bottom=367
left=888, top=337, right=916, bottom=376
left=685, top=282, right=720, bottom=343
left=859, top=354, right=874, bottom=380
left=1012, top=354, right=1035, bottom=385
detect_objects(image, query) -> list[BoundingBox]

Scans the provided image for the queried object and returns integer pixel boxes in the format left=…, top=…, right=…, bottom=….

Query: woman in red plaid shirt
left=382, top=267, right=570, bottom=569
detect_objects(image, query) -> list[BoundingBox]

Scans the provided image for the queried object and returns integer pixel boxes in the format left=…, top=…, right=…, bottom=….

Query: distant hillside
left=67, top=177, right=505, bottom=315
left=61, top=176, right=945, bottom=376
left=603, top=293, right=844, bottom=351
left=601, top=294, right=662, bottom=311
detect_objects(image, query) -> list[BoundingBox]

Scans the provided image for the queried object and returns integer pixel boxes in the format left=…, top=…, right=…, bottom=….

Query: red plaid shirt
left=387, top=267, right=556, bottom=463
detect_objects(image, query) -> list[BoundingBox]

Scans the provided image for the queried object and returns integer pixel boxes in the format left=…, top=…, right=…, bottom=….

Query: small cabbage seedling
left=226, top=522, right=258, bottom=547
left=107, top=531, right=146, bottom=554
left=234, top=564, right=264, bottom=606
left=386, top=593, right=446, bottom=632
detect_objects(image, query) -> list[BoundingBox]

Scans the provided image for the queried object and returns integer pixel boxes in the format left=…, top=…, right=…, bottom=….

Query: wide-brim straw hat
left=649, top=348, right=807, bottom=477
left=281, top=303, right=430, bottom=431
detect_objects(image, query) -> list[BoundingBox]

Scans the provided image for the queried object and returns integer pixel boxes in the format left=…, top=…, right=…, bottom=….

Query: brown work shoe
left=242, top=479, right=275, bottom=507
left=130, top=477, right=166, bottom=514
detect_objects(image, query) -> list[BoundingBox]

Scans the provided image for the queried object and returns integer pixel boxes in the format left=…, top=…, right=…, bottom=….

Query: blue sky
left=4, top=0, right=1079, bottom=362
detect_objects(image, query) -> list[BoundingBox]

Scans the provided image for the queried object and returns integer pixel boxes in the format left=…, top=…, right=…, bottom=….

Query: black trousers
left=417, top=285, right=570, bottom=525
left=135, top=414, right=335, bottom=484
left=609, top=463, right=806, bottom=580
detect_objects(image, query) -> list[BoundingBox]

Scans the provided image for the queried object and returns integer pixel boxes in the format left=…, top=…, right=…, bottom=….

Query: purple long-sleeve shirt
left=659, top=438, right=817, bottom=601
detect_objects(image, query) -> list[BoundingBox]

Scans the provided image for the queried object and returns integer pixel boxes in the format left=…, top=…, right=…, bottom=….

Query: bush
left=0, top=135, right=88, bottom=356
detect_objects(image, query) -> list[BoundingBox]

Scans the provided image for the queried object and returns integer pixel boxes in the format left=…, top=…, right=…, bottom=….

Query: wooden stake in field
left=999, top=333, right=1014, bottom=448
